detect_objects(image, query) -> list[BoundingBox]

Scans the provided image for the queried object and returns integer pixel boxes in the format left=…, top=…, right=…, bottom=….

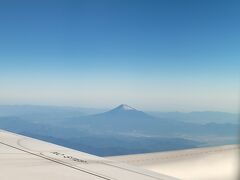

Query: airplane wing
left=1, top=129, right=239, bottom=180
left=108, top=144, right=240, bottom=180
left=0, top=130, right=177, bottom=180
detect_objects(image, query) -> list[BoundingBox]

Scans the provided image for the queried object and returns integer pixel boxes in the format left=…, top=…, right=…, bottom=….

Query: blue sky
left=0, top=0, right=239, bottom=112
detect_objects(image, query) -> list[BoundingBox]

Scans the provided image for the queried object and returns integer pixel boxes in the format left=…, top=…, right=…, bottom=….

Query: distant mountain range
left=0, top=104, right=239, bottom=156
left=149, top=111, right=239, bottom=124
left=0, top=105, right=105, bottom=124
left=64, top=104, right=238, bottom=137
left=0, top=104, right=237, bottom=124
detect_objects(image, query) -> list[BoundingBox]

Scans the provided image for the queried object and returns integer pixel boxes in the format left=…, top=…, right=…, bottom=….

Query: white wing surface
left=108, top=144, right=240, bottom=180
left=0, top=130, right=177, bottom=180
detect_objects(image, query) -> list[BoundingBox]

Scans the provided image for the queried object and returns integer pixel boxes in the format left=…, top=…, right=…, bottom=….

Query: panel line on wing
left=0, top=141, right=115, bottom=180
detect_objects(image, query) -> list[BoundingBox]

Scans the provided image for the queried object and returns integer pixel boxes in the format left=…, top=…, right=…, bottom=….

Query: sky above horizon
left=0, top=0, right=239, bottom=112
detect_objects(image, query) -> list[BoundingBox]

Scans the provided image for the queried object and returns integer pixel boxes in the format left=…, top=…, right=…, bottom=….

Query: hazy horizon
left=0, top=103, right=238, bottom=114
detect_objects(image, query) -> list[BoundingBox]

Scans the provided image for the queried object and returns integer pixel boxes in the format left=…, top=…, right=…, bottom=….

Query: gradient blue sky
left=0, top=0, right=239, bottom=112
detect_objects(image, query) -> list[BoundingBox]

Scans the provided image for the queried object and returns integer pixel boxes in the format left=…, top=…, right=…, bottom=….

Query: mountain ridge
left=64, top=104, right=238, bottom=137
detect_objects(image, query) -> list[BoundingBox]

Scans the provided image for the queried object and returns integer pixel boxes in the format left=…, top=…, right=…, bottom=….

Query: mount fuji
left=64, top=104, right=189, bottom=136
left=64, top=104, right=238, bottom=137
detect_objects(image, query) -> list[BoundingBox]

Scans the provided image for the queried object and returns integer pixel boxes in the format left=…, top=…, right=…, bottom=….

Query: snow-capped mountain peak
left=113, top=104, right=137, bottom=111
left=119, top=104, right=135, bottom=110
